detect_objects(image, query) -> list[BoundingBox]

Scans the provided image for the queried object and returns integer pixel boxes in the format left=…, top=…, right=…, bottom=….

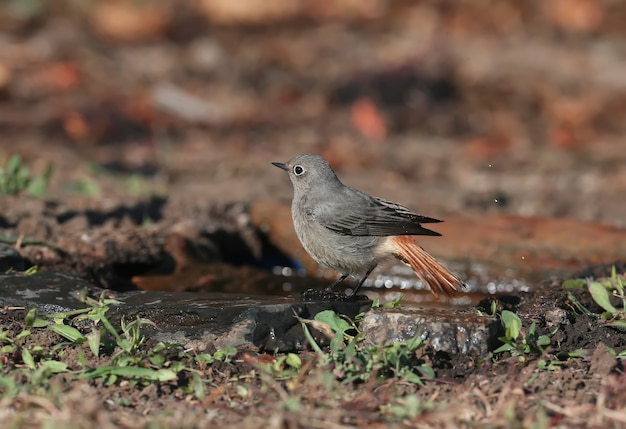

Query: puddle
left=254, top=206, right=626, bottom=306
left=269, top=258, right=569, bottom=308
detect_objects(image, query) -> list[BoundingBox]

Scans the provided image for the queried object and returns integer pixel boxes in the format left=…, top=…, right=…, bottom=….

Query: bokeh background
left=2, top=5, right=626, bottom=425
left=1, top=0, right=625, bottom=226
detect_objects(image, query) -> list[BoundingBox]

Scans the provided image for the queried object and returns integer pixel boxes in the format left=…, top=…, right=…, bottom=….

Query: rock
left=360, top=307, right=500, bottom=357
left=0, top=272, right=369, bottom=352
left=114, top=289, right=371, bottom=352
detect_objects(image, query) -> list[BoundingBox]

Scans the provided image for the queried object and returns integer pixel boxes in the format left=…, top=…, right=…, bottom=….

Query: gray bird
left=273, top=154, right=464, bottom=297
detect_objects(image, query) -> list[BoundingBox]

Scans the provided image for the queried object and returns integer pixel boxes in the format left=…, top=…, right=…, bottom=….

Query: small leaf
left=402, top=372, right=424, bottom=385
left=77, top=350, right=86, bottom=367
left=404, top=336, right=424, bottom=351
left=31, top=317, right=47, bottom=328
left=149, top=354, right=165, bottom=367
left=16, top=330, right=31, bottom=340
left=300, top=322, right=326, bottom=359
left=7, top=155, right=21, bottom=175
left=562, top=279, right=586, bottom=289
left=170, top=361, right=185, bottom=373
left=213, top=345, right=237, bottom=361
left=236, top=384, right=248, bottom=398
left=501, top=310, right=522, bottom=340
left=527, top=322, right=537, bottom=337
left=537, top=335, right=551, bottom=347
left=40, top=360, right=68, bottom=373
left=26, top=176, right=48, bottom=197
left=285, top=353, right=302, bottom=369
left=48, top=324, right=86, bottom=344
left=416, top=365, right=435, bottom=378
left=588, top=281, right=617, bottom=314
left=83, top=366, right=173, bottom=381
left=537, top=359, right=553, bottom=370
left=24, top=309, right=38, bottom=327
left=22, top=348, right=35, bottom=369
left=314, top=310, right=352, bottom=334
left=493, top=343, right=515, bottom=354
left=191, top=373, right=205, bottom=399
left=87, top=329, right=101, bottom=357
left=1, top=345, right=16, bottom=354
left=155, top=369, right=177, bottom=381
left=383, top=294, right=403, bottom=308
left=195, top=353, right=215, bottom=364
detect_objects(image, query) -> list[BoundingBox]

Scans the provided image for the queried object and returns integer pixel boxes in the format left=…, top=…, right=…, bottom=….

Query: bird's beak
left=272, top=162, right=288, bottom=171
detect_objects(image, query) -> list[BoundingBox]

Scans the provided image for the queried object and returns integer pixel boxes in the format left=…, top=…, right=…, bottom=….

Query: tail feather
left=391, top=236, right=464, bottom=297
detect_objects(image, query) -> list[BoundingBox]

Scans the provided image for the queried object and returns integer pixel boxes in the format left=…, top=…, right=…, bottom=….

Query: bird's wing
left=308, top=190, right=442, bottom=237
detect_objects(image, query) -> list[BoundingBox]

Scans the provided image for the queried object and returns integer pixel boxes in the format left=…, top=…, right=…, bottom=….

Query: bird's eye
left=293, top=165, right=305, bottom=176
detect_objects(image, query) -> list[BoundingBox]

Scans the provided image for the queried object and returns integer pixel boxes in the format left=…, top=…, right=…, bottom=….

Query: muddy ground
left=0, top=280, right=625, bottom=428
left=1, top=1, right=626, bottom=427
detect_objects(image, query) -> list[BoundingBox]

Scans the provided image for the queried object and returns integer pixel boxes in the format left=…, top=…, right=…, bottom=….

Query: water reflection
left=270, top=258, right=562, bottom=307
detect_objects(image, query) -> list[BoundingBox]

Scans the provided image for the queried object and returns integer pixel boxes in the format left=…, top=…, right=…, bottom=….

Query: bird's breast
left=292, top=206, right=380, bottom=275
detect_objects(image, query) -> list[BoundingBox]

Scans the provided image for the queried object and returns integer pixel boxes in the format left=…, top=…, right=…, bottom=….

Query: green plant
left=383, top=394, right=435, bottom=421
left=565, top=292, right=593, bottom=316
left=371, top=294, right=404, bottom=310
left=562, top=266, right=626, bottom=327
left=0, top=295, right=242, bottom=401
left=66, top=177, right=101, bottom=196
left=44, top=292, right=183, bottom=384
left=587, top=267, right=626, bottom=327
left=258, top=353, right=303, bottom=380
left=476, top=300, right=498, bottom=317
left=300, top=309, right=433, bottom=385
left=0, top=154, right=53, bottom=196
left=0, top=309, right=70, bottom=397
left=493, top=310, right=554, bottom=362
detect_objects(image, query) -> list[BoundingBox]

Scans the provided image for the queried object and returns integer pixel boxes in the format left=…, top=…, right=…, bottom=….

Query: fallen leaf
left=91, top=1, right=169, bottom=41
left=351, top=97, right=387, bottom=140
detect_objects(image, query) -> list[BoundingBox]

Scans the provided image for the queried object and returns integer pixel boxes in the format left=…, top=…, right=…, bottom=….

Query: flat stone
left=360, top=307, right=500, bottom=357
left=0, top=272, right=370, bottom=352
left=1, top=272, right=499, bottom=356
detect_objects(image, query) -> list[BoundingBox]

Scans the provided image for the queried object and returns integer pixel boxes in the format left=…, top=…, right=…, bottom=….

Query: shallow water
left=270, top=258, right=571, bottom=307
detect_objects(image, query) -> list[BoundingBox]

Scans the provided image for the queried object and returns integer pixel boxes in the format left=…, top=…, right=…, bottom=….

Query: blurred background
left=1, top=0, right=625, bottom=226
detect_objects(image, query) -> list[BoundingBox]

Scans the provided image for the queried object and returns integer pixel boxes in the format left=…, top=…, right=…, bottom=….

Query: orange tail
left=390, top=236, right=464, bottom=297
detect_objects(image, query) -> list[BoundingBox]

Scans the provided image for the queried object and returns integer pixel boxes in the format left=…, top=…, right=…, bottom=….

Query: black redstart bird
left=273, top=154, right=464, bottom=298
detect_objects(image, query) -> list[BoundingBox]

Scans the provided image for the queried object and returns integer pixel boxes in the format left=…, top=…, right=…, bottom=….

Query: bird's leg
left=325, top=273, right=350, bottom=292
left=348, top=265, right=377, bottom=297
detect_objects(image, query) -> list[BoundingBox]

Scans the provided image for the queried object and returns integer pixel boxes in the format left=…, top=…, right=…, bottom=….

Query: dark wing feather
left=310, top=190, right=442, bottom=237
left=373, top=197, right=442, bottom=223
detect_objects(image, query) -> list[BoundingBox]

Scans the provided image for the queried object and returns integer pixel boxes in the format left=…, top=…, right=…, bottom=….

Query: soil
left=1, top=1, right=626, bottom=427
left=1, top=275, right=625, bottom=428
